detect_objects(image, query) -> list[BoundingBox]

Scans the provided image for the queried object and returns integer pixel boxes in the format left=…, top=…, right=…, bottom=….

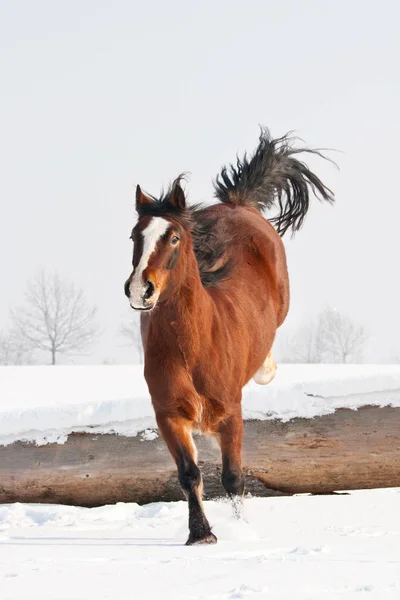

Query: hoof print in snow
left=185, top=533, right=218, bottom=546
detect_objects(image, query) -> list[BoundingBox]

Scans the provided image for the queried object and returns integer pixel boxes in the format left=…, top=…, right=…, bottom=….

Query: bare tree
left=0, top=330, right=33, bottom=365
left=286, top=323, right=324, bottom=363
left=11, top=271, right=98, bottom=365
left=278, top=309, right=367, bottom=364
left=120, top=317, right=144, bottom=363
left=318, top=308, right=367, bottom=363
left=273, top=328, right=315, bottom=363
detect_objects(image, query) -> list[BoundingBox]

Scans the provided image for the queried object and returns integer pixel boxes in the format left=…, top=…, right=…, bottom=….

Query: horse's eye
left=171, top=236, right=180, bottom=246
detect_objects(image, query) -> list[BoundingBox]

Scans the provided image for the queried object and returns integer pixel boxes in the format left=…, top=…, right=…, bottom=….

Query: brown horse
left=124, top=128, right=333, bottom=545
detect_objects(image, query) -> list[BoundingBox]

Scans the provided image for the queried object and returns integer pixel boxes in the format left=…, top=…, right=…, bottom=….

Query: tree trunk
left=1, top=406, right=400, bottom=507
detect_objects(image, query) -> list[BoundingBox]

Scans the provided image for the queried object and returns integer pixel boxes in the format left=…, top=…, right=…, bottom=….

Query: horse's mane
left=137, top=179, right=232, bottom=288
left=191, top=208, right=233, bottom=288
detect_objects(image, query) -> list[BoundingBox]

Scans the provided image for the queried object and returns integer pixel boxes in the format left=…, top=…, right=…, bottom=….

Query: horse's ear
left=169, top=181, right=186, bottom=211
left=136, top=185, right=154, bottom=212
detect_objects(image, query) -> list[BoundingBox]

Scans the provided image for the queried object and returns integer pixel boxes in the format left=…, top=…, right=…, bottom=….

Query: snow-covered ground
left=1, top=364, right=400, bottom=446
left=2, top=365, right=400, bottom=596
left=1, top=490, right=399, bottom=599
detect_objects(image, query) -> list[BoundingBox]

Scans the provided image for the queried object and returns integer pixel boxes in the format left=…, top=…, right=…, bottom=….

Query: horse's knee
left=178, top=458, right=201, bottom=494
left=222, top=466, right=244, bottom=497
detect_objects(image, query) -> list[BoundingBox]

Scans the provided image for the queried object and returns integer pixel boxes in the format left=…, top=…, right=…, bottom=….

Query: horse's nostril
left=124, top=280, right=131, bottom=298
left=144, top=279, right=155, bottom=300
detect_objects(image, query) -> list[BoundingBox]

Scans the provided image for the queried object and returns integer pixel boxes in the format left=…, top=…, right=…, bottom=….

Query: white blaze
left=129, top=217, right=170, bottom=306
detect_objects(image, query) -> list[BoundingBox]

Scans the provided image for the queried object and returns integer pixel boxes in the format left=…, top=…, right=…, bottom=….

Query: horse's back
left=197, top=203, right=289, bottom=326
left=194, top=203, right=289, bottom=392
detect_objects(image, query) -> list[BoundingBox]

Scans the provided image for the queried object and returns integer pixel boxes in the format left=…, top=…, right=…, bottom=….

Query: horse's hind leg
left=156, top=414, right=217, bottom=546
left=218, top=407, right=245, bottom=519
left=253, top=351, right=277, bottom=385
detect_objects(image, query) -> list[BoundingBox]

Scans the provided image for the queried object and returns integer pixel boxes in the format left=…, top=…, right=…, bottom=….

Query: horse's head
left=124, top=178, right=189, bottom=312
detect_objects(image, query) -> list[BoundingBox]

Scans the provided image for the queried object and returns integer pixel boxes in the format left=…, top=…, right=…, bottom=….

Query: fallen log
left=1, top=405, right=400, bottom=507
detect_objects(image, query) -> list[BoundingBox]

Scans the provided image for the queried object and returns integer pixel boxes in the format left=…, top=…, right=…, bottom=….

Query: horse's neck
left=150, top=255, right=210, bottom=361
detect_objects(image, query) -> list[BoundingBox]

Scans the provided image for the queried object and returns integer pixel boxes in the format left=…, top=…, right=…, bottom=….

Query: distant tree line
left=275, top=308, right=368, bottom=363
left=0, top=274, right=397, bottom=365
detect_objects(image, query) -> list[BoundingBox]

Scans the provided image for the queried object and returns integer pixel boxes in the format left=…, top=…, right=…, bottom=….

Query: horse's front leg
left=218, top=407, right=245, bottom=519
left=156, top=413, right=217, bottom=546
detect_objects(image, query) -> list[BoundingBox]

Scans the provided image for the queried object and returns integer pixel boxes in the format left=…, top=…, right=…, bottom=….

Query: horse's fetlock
left=222, top=467, right=245, bottom=497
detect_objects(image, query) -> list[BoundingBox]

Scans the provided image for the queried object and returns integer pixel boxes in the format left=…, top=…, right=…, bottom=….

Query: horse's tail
left=213, top=127, right=335, bottom=236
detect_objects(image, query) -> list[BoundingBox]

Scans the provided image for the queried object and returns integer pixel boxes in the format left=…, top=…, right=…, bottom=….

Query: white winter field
left=1, top=491, right=399, bottom=599
left=1, top=365, right=400, bottom=599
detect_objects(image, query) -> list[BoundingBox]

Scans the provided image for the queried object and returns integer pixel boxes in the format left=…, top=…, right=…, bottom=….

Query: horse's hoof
left=185, top=533, right=218, bottom=546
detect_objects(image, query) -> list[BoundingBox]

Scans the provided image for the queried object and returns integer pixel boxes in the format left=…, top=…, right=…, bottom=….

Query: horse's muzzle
left=125, top=275, right=157, bottom=311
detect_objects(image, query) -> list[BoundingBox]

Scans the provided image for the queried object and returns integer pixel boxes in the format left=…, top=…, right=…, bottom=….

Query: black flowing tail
left=213, top=128, right=335, bottom=236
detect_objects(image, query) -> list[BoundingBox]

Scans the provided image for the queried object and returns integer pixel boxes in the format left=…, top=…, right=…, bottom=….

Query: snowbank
left=0, top=364, right=399, bottom=446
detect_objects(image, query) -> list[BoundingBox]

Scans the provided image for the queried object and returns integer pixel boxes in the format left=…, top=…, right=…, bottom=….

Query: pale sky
left=0, top=0, right=399, bottom=363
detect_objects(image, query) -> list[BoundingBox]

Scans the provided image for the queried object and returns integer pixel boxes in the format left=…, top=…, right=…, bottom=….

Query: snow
left=1, top=489, right=399, bottom=599
left=0, top=364, right=400, bottom=446
left=1, top=366, right=400, bottom=596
